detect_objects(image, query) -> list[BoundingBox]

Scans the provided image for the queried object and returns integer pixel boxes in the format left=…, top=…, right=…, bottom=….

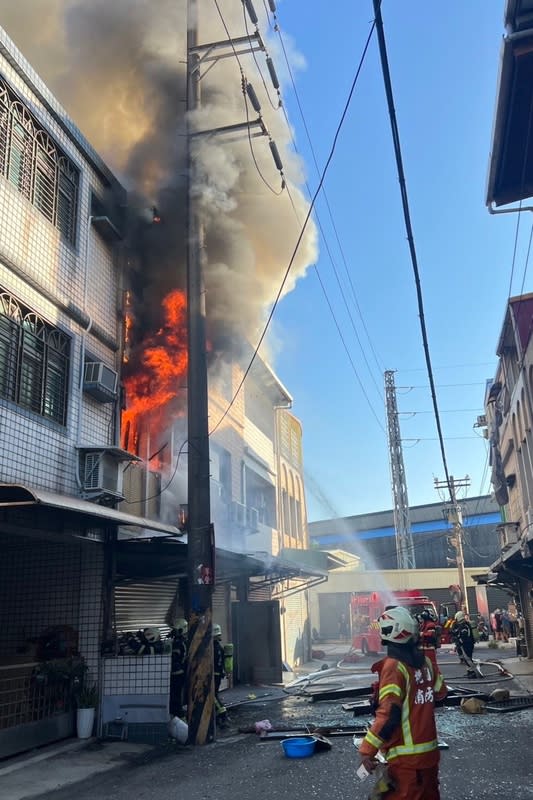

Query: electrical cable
left=282, top=176, right=385, bottom=430
left=242, top=3, right=280, bottom=111
left=209, top=19, right=377, bottom=435
left=243, top=0, right=386, bottom=404
left=273, top=13, right=384, bottom=382
left=373, top=0, right=453, bottom=500
left=122, top=438, right=188, bottom=507
left=212, top=0, right=282, bottom=194
left=283, top=151, right=384, bottom=403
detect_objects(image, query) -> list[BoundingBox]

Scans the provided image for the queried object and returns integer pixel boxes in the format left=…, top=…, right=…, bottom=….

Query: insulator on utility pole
left=243, top=0, right=259, bottom=25
left=246, top=81, right=262, bottom=113
left=269, top=139, right=283, bottom=172
left=266, top=57, right=280, bottom=90
left=268, top=0, right=277, bottom=12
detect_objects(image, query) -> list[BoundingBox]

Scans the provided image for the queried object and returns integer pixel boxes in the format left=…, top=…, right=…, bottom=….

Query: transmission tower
left=385, top=370, right=416, bottom=569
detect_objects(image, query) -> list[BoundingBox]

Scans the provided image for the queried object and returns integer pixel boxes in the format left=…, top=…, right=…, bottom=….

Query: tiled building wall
left=102, top=655, right=171, bottom=696
left=0, top=44, right=123, bottom=492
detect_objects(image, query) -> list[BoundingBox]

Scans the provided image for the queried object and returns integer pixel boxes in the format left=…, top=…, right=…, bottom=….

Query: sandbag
left=460, top=697, right=485, bottom=714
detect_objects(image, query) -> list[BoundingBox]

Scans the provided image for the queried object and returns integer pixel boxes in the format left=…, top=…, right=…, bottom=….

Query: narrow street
left=25, top=646, right=533, bottom=800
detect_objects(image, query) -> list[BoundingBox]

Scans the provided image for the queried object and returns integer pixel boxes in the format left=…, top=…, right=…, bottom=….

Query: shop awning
left=115, top=537, right=268, bottom=583
left=476, top=535, right=533, bottom=589
left=0, top=483, right=184, bottom=538
left=246, top=547, right=329, bottom=598
left=114, top=539, right=331, bottom=594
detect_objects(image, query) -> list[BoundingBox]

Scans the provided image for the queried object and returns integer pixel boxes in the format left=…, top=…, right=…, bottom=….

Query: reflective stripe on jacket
left=360, top=655, right=447, bottom=769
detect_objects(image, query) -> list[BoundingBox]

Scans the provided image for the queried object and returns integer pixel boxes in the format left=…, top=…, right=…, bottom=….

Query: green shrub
left=77, top=683, right=98, bottom=707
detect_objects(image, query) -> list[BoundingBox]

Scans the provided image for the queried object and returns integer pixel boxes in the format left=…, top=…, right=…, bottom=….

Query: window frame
left=0, top=292, right=70, bottom=426
left=0, top=76, right=79, bottom=244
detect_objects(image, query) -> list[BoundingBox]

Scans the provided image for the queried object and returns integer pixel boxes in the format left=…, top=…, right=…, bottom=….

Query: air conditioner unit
left=231, top=501, right=247, bottom=528
left=497, top=522, right=519, bottom=551
left=83, top=362, right=118, bottom=403
left=82, top=451, right=124, bottom=500
left=247, top=506, right=259, bottom=533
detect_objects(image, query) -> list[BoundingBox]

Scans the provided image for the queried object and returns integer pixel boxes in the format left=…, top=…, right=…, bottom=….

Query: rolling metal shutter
left=114, top=578, right=179, bottom=636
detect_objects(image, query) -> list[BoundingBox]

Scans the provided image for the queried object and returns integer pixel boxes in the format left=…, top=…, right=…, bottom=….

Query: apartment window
left=0, top=78, right=79, bottom=244
left=0, top=292, right=70, bottom=425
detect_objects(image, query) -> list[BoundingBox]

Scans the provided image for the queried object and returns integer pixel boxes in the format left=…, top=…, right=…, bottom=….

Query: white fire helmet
left=378, top=607, right=418, bottom=644
left=455, top=611, right=465, bottom=622
left=174, top=618, right=188, bottom=635
left=143, top=627, right=161, bottom=643
left=213, top=623, right=222, bottom=637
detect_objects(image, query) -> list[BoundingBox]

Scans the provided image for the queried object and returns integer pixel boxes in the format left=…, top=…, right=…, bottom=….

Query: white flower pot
left=76, top=707, right=95, bottom=739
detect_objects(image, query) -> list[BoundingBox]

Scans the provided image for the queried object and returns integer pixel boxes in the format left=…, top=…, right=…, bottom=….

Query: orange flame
left=121, top=289, right=188, bottom=460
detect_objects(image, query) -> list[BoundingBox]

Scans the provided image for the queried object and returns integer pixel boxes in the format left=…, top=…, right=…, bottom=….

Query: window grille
left=0, top=291, right=70, bottom=425
left=0, top=77, right=79, bottom=244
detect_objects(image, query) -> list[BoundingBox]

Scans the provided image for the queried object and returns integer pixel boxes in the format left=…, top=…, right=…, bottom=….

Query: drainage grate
left=485, top=696, right=533, bottom=713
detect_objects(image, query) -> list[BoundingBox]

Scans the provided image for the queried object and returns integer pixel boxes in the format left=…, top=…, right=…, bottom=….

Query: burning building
left=0, top=3, right=324, bottom=754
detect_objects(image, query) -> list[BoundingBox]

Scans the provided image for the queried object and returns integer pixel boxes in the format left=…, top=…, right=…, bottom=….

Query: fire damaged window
left=0, top=77, right=79, bottom=244
left=0, top=292, right=70, bottom=425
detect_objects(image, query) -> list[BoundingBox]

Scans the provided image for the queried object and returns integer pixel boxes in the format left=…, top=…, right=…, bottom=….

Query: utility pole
left=184, top=0, right=280, bottom=745
left=385, top=370, right=415, bottom=569
left=186, top=0, right=215, bottom=745
left=434, top=475, right=470, bottom=614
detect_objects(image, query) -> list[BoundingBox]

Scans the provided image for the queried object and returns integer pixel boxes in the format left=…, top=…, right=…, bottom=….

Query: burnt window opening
left=0, top=291, right=70, bottom=425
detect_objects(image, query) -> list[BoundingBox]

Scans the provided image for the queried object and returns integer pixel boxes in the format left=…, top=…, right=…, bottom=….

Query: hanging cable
left=373, top=0, right=453, bottom=500
left=209, top=19, right=377, bottom=435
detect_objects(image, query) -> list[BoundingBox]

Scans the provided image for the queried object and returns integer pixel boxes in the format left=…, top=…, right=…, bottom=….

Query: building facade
left=308, top=497, right=507, bottom=640
left=309, top=496, right=502, bottom=570
left=0, top=26, right=319, bottom=757
left=483, top=294, right=533, bottom=657
left=0, top=27, right=188, bottom=757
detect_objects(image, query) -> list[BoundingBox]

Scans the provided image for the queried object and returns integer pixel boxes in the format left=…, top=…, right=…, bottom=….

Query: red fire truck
left=350, top=590, right=442, bottom=655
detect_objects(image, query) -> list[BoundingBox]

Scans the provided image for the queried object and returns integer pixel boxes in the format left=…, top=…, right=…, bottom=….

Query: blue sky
left=266, top=2, right=520, bottom=521
left=0, top=1, right=516, bottom=525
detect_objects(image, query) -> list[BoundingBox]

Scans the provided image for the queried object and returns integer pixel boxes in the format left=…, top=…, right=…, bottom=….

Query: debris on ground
left=460, top=697, right=486, bottom=714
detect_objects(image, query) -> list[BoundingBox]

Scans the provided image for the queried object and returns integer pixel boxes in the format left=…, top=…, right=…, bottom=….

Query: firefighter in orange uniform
left=358, top=606, right=448, bottom=800
left=418, top=609, right=439, bottom=671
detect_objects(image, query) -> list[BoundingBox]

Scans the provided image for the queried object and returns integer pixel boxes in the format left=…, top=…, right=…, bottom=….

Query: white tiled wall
left=102, top=655, right=171, bottom=696
left=0, top=42, right=123, bottom=494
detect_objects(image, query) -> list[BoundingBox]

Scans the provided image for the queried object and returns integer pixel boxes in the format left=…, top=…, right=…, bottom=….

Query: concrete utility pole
left=434, top=475, right=470, bottom=614
left=186, top=0, right=216, bottom=745
left=184, top=0, right=278, bottom=745
left=385, top=370, right=416, bottom=569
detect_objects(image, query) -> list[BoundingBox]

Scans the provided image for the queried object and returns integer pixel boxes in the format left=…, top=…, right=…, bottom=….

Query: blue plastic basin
left=281, top=736, right=316, bottom=758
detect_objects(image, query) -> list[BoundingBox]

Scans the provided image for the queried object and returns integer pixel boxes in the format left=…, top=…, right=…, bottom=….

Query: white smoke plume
left=0, top=0, right=318, bottom=356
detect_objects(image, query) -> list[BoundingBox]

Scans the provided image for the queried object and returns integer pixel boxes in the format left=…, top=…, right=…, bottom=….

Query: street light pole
left=185, top=0, right=215, bottom=745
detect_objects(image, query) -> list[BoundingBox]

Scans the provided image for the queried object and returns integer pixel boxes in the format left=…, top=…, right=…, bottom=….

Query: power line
left=272, top=16, right=384, bottom=381
left=209, top=18, right=377, bottom=434
left=373, top=0, right=452, bottom=500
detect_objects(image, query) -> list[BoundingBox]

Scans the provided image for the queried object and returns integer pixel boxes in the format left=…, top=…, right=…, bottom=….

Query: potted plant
left=76, top=682, right=98, bottom=739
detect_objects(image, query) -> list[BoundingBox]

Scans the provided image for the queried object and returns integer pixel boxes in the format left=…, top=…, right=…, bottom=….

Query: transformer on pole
left=385, top=370, right=416, bottom=569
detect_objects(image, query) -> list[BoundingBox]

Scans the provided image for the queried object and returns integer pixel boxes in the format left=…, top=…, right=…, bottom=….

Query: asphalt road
left=34, top=649, right=533, bottom=800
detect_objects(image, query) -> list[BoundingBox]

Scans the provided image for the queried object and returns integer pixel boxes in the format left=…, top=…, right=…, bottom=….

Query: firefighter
left=128, top=627, right=163, bottom=656
left=418, top=609, right=439, bottom=670
left=451, top=611, right=476, bottom=677
left=168, top=618, right=188, bottom=719
left=358, top=606, right=448, bottom=799
left=213, top=623, right=229, bottom=727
